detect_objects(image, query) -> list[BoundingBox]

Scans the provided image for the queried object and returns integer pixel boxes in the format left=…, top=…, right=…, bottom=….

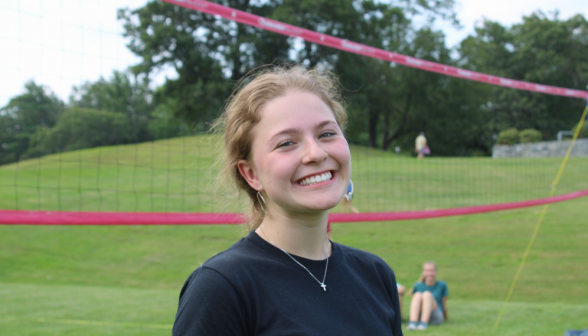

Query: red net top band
left=2, top=189, right=586, bottom=225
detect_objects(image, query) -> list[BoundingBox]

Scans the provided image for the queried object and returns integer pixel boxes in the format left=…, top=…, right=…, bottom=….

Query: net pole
left=494, top=102, right=588, bottom=329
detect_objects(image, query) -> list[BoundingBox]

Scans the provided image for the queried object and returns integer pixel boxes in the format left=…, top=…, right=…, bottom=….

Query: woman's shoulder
left=336, top=242, right=384, bottom=260
left=180, top=235, right=266, bottom=294
left=336, top=243, right=395, bottom=274
left=437, top=280, right=449, bottom=288
left=200, top=235, right=263, bottom=274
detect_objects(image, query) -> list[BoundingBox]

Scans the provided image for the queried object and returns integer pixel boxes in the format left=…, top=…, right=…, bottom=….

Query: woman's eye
left=277, top=140, right=294, bottom=148
left=319, top=131, right=336, bottom=138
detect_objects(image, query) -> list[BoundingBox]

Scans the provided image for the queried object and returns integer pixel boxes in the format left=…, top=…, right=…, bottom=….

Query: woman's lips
left=297, top=170, right=335, bottom=186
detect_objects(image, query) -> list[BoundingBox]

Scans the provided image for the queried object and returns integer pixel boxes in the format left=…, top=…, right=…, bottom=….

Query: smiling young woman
left=172, top=66, right=403, bottom=336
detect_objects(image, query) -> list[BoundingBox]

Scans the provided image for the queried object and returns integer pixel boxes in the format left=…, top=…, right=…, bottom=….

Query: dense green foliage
left=0, top=73, right=192, bottom=164
left=459, top=13, right=588, bottom=146
left=519, top=129, right=543, bottom=143
left=1, top=2, right=587, bottom=165
left=497, top=128, right=520, bottom=145
left=573, top=120, right=587, bottom=138
left=0, top=81, right=64, bottom=164
left=497, top=128, right=545, bottom=145
left=26, top=108, right=136, bottom=157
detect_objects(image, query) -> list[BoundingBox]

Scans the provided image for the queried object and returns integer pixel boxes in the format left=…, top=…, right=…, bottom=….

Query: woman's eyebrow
left=316, top=120, right=337, bottom=129
left=269, top=128, right=300, bottom=143
left=268, top=120, right=337, bottom=143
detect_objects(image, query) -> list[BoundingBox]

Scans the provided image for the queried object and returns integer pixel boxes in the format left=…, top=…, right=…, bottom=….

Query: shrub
left=147, top=104, right=192, bottom=140
left=497, top=128, right=520, bottom=145
left=26, top=108, right=134, bottom=157
left=519, top=129, right=542, bottom=143
left=572, top=121, right=587, bottom=139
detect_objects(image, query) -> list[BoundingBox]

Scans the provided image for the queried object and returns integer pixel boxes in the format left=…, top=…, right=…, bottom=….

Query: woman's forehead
left=257, top=91, right=336, bottom=131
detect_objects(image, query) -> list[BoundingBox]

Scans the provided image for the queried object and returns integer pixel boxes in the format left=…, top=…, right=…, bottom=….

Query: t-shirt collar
left=246, top=230, right=343, bottom=274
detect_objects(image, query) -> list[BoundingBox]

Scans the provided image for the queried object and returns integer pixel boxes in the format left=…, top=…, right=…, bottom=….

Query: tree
left=459, top=12, right=588, bottom=142
left=272, top=0, right=415, bottom=149
left=341, top=27, right=458, bottom=151
left=119, top=0, right=459, bottom=131
left=26, top=107, right=135, bottom=157
left=0, top=80, right=64, bottom=163
left=70, top=70, right=155, bottom=141
left=255, top=0, right=467, bottom=153
left=118, top=0, right=292, bottom=125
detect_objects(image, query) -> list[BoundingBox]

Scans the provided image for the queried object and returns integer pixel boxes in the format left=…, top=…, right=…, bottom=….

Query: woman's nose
left=302, top=138, right=328, bottom=164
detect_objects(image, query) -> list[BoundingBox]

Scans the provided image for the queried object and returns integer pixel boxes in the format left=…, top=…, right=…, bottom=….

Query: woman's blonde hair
left=213, top=65, right=348, bottom=230
left=417, top=261, right=437, bottom=283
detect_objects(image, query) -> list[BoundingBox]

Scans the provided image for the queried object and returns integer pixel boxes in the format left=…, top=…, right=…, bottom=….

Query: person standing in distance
left=415, top=132, right=428, bottom=159
left=172, top=66, right=403, bottom=336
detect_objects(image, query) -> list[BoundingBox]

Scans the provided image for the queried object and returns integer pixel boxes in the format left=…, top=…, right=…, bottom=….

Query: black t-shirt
left=173, top=230, right=403, bottom=336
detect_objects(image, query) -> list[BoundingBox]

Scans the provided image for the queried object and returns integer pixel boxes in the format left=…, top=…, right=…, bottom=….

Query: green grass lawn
left=1, top=198, right=587, bottom=335
left=1, top=135, right=587, bottom=213
left=1, top=136, right=587, bottom=335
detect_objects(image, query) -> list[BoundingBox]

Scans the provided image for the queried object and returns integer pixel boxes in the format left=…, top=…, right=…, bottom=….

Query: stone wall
left=492, top=139, right=588, bottom=158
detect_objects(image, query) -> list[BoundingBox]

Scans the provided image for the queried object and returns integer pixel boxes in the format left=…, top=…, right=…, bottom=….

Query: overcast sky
left=1, top=0, right=587, bottom=108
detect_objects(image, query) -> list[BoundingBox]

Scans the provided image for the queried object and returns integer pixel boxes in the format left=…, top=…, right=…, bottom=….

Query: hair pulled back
left=213, top=65, right=347, bottom=230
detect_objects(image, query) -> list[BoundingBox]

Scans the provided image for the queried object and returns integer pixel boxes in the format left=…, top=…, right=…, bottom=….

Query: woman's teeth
left=298, top=171, right=333, bottom=186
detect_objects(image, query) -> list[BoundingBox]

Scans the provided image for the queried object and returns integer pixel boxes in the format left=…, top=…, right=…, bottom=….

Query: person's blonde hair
left=417, top=261, right=437, bottom=283
left=213, top=65, right=348, bottom=230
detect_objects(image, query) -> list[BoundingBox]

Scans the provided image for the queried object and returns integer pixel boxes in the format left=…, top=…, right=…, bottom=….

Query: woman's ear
left=238, top=159, right=262, bottom=191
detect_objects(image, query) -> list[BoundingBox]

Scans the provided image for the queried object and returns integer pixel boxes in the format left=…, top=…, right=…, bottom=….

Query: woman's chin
left=302, top=198, right=341, bottom=212
left=273, top=193, right=344, bottom=214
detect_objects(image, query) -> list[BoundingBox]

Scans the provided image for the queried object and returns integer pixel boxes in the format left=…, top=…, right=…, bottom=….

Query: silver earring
left=344, top=179, right=354, bottom=202
left=257, top=191, right=267, bottom=215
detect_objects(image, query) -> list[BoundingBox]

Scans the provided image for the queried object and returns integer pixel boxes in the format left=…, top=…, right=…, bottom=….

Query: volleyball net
left=1, top=0, right=587, bottom=225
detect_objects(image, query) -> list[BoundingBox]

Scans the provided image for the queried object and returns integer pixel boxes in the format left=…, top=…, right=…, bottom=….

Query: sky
left=436, top=0, right=588, bottom=47
left=1, top=0, right=587, bottom=108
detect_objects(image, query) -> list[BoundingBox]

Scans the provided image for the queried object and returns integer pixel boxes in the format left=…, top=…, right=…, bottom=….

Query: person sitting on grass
left=407, top=261, right=448, bottom=330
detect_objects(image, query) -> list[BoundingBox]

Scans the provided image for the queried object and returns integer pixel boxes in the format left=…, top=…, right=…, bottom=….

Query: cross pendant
left=321, top=283, right=327, bottom=291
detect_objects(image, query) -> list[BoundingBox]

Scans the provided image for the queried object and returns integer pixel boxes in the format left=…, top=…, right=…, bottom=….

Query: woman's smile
left=296, top=170, right=335, bottom=186
left=242, top=89, right=351, bottom=213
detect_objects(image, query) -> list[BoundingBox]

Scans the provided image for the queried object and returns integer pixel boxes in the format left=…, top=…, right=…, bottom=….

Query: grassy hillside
left=1, top=136, right=587, bottom=335
left=1, top=135, right=587, bottom=213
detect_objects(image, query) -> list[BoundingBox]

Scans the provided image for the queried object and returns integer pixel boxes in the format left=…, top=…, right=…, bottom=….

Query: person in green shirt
left=407, top=261, right=448, bottom=330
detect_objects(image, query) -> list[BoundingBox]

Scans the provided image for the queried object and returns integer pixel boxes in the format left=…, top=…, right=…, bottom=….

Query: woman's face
left=239, top=90, right=351, bottom=215
left=423, top=263, right=437, bottom=281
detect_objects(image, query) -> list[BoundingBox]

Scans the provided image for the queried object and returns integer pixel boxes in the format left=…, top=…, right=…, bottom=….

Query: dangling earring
left=257, top=191, right=267, bottom=215
left=344, top=179, right=354, bottom=202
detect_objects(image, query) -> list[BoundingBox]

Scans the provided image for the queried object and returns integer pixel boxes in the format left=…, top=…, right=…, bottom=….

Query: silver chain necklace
left=259, top=225, right=329, bottom=292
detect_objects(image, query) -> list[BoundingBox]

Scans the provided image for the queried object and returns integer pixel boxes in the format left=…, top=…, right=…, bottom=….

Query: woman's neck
left=255, top=208, right=331, bottom=260
left=425, top=278, right=436, bottom=286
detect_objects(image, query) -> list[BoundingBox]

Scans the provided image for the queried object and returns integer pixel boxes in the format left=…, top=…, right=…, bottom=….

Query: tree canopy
left=459, top=12, right=588, bottom=147
left=1, top=2, right=587, bottom=165
left=0, top=81, right=64, bottom=163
